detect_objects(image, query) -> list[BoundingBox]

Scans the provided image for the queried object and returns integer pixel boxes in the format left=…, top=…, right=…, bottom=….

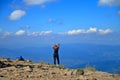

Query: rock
left=41, top=67, right=49, bottom=70
left=29, top=75, right=35, bottom=78
left=16, top=58, right=22, bottom=61
left=34, top=65, right=42, bottom=68
left=23, top=66, right=33, bottom=72
left=76, top=78, right=80, bottom=80
left=0, top=75, right=4, bottom=77
left=71, top=70, right=77, bottom=75
left=51, top=72, right=56, bottom=74
left=0, top=58, right=11, bottom=62
left=15, top=64, right=24, bottom=68
left=86, top=78, right=97, bottom=80
left=64, top=73, right=67, bottom=76
left=25, top=60, right=32, bottom=63
left=63, top=69, right=73, bottom=76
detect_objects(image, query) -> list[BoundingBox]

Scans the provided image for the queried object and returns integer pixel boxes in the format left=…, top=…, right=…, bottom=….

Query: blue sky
left=0, top=0, right=120, bottom=47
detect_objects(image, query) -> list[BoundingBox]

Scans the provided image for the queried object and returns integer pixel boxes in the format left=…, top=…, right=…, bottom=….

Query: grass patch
left=76, top=68, right=84, bottom=75
left=85, top=67, right=96, bottom=72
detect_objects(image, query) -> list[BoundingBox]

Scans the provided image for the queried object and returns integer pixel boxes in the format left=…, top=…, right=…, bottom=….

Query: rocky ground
left=0, top=57, right=120, bottom=80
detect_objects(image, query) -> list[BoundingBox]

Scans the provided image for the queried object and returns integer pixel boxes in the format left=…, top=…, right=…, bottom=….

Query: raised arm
left=52, top=44, right=60, bottom=49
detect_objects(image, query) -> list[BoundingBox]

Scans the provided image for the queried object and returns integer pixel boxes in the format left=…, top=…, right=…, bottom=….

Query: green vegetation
left=85, top=67, right=96, bottom=72
left=76, top=68, right=84, bottom=75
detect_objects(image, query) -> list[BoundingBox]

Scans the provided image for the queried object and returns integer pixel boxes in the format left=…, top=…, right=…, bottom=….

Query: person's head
left=57, top=43, right=60, bottom=46
left=54, top=44, right=57, bottom=47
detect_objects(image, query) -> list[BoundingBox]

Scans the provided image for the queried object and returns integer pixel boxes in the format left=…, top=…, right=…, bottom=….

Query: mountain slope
left=0, top=57, right=120, bottom=80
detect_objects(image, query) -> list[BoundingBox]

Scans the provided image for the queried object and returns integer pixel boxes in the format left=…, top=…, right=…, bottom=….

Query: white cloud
left=28, top=32, right=39, bottom=36
left=98, top=0, right=120, bottom=6
left=9, top=10, right=26, bottom=20
left=24, top=0, right=55, bottom=5
left=1, top=30, right=52, bottom=37
left=67, top=27, right=97, bottom=35
left=0, top=32, right=12, bottom=38
left=40, top=30, right=52, bottom=35
left=15, top=30, right=25, bottom=35
left=66, top=28, right=112, bottom=35
left=3, top=32, right=12, bottom=36
left=87, top=27, right=97, bottom=33
left=41, top=30, right=52, bottom=34
left=67, top=29, right=85, bottom=35
left=0, top=28, right=112, bottom=38
left=28, top=30, right=52, bottom=36
left=98, top=29, right=112, bottom=34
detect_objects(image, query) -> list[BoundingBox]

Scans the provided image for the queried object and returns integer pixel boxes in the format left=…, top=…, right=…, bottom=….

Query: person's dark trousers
left=53, top=53, right=60, bottom=65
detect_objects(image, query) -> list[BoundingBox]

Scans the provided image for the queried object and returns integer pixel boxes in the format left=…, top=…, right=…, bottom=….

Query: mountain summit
left=0, top=57, right=120, bottom=80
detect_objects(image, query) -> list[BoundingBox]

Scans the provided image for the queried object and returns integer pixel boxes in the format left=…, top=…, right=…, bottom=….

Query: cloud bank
left=0, top=28, right=119, bottom=45
left=66, top=27, right=112, bottom=35
left=0, top=27, right=113, bottom=38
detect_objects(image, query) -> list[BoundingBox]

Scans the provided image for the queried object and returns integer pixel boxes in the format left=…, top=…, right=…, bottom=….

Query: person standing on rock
left=52, top=43, right=60, bottom=65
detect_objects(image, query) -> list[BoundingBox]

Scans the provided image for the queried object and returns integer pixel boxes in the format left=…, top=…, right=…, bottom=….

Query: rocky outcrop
left=0, top=61, right=11, bottom=68
left=0, top=57, right=120, bottom=80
